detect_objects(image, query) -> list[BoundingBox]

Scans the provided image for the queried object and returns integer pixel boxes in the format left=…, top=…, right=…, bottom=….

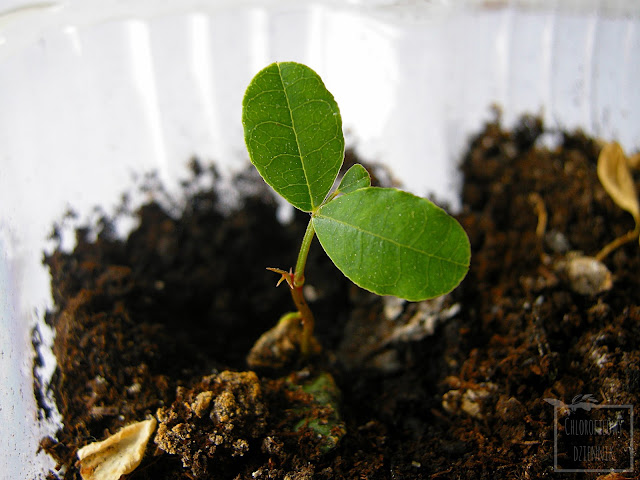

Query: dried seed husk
left=76, top=417, right=157, bottom=480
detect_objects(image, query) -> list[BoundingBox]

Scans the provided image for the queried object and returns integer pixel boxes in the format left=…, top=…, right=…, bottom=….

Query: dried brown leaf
left=597, top=142, right=640, bottom=226
left=76, top=417, right=157, bottom=480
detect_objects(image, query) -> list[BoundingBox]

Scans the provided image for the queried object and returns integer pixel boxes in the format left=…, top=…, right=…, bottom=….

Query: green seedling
left=242, top=62, right=470, bottom=355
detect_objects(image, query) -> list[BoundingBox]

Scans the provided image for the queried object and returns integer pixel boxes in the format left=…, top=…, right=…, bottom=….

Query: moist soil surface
left=36, top=115, right=639, bottom=479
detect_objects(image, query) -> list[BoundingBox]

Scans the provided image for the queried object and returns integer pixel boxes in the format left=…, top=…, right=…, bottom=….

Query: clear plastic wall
left=1, top=1, right=639, bottom=477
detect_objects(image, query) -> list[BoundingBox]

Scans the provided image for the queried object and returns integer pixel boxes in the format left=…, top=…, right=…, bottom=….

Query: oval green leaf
left=312, top=188, right=470, bottom=301
left=242, top=62, right=345, bottom=212
left=335, top=163, right=371, bottom=195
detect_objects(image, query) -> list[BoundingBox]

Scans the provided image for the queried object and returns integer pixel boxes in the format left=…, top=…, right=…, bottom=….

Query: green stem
left=294, top=219, right=316, bottom=287
left=292, top=218, right=316, bottom=355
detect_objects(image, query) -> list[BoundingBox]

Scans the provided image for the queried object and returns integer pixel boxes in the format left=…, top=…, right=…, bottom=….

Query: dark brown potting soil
left=36, top=115, right=639, bottom=479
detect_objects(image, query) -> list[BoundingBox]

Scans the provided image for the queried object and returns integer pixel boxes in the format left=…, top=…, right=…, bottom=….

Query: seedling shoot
left=242, top=62, right=470, bottom=355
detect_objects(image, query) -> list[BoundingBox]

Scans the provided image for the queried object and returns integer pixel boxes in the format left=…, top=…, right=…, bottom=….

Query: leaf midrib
left=277, top=62, right=314, bottom=210
left=313, top=212, right=468, bottom=267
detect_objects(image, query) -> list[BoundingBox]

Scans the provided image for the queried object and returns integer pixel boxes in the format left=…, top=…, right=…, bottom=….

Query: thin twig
left=528, top=193, right=547, bottom=239
left=595, top=226, right=640, bottom=262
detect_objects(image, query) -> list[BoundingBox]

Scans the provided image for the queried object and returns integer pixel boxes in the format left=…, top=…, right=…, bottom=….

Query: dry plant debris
left=76, top=417, right=157, bottom=480
left=596, top=141, right=640, bottom=259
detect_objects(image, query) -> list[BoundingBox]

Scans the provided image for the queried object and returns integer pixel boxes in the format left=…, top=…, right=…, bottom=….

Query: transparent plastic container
left=1, top=1, right=639, bottom=477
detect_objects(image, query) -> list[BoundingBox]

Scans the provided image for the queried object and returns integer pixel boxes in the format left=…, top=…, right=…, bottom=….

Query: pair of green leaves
left=242, top=62, right=470, bottom=301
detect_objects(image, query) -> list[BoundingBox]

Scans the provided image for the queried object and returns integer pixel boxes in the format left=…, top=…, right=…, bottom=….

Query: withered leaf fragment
left=76, top=417, right=157, bottom=480
left=596, top=142, right=640, bottom=259
left=597, top=142, right=639, bottom=227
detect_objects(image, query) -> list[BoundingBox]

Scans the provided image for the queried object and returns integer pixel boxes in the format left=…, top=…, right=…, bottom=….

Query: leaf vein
left=277, top=62, right=313, bottom=208
left=315, top=214, right=468, bottom=267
